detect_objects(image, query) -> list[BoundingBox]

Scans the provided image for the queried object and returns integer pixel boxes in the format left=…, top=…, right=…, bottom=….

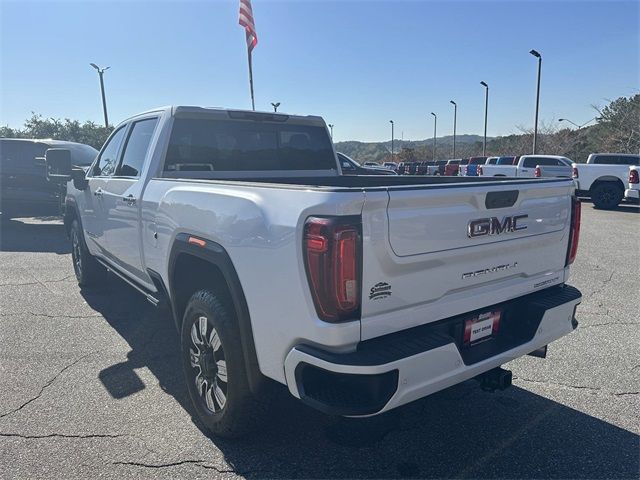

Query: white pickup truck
left=46, top=106, right=582, bottom=438
left=572, top=153, right=640, bottom=209
left=479, top=155, right=573, bottom=178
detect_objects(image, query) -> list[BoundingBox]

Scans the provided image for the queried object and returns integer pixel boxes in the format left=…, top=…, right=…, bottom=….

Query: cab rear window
left=163, top=118, right=336, bottom=174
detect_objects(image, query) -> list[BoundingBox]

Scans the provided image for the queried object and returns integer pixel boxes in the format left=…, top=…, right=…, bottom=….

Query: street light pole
left=271, top=102, right=280, bottom=112
left=328, top=124, right=334, bottom=140
left=90, top=63, right=110, bottom=128
left=449, top=100, right=457, bottom=158
left=389, top=120, right=394, bottom=160
left=530, top=49, right=542, bottom=154
left=559, top=117, right=596, bottom=129
left=480, top=81, right=489, bottom=156
left=430, top=112, right=437, bottom=160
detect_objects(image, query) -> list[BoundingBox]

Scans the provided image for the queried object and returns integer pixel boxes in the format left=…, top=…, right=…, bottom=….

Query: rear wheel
left=591, top=183, right=623, bottom=210
left=180, top=289, right=267, bottom=438
left=70, top=219, right=106, bottom=287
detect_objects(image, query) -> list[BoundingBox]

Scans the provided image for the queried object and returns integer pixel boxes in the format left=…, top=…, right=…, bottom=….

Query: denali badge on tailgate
left=467, top=214, right=528, bottom=238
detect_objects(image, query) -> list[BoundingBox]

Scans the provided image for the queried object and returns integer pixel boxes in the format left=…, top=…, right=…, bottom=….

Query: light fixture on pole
left=271, top=102, right=280, bottom=112
left=328, top=124, right=334, bottom=140
left=559, top=117, right=596, bottom=129
left=389, top=120, right=394, bottom=159
left=480, top=81, right=489, bottom=156
left=89, top=63, right=110, bottom=128
left=529, top=49, right=542, bottom=154
left=449, top=100, right=457, bottom=158
left=430, top=112, right=437, bottom=160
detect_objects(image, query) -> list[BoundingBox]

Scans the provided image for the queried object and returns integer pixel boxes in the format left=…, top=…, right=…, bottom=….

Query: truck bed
left=159, top=174, right=568, bottom=190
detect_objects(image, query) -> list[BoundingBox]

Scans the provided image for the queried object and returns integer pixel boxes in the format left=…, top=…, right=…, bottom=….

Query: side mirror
left=45, top=149, right=72, bottom=182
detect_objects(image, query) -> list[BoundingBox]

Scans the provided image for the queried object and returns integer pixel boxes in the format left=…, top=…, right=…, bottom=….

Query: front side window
left=163, top=118, right=336, bottom=174
left=94, top=127, right=127, bottom=177
left=117, top=118, right=159, bottom=177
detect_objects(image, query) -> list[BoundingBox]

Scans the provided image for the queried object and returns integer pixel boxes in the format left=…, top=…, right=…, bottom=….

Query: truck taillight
left=534, top=166, right=541, bottom=178
left=304, top=217, right=361, bottom=322
left=478, top=166, right=483, bottom=176
left=572, top=167, right=579, bottom=178
left=566, top=197, right=581, bottom=266
left=630, top=170, right=639, bottom=184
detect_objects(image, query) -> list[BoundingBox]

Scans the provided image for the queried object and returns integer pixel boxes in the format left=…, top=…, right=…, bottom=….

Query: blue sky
left=1, top=0, right=638, bottom=142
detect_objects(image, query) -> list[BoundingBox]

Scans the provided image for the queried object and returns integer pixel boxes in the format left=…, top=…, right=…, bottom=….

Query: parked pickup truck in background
left=47, top=106, right=583, bottom=438
left=624, top=166, right=639, bottom=202
left=460, top=156, right=488, bottom=176
left=338, top=153, right=396, bottom=176
left=572, top=153, right=640, bottom=209
left=0, top=138, right=98, bottom=218
left=479, top=155, right=572, bottom=178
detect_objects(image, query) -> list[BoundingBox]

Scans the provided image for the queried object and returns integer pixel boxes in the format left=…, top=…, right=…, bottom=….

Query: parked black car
left=337, top=152, right=397, bottom=175
left=0, top=138, right=98, bottom=218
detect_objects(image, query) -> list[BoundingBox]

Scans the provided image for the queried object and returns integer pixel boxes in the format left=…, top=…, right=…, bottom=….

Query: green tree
left=1, top=113, right=113, bottom=149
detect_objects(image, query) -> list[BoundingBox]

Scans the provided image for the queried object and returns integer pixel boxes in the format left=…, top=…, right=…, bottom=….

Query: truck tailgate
left=360, top=179, right=574, bottom=340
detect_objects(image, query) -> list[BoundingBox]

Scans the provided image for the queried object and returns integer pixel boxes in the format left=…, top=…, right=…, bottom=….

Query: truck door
left=82, top=126, right=128, bottom=255
left=100, top=117, right=159, bottom=288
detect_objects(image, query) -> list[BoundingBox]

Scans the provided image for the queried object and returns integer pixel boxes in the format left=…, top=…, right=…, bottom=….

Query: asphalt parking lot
left=0, top=202, right=638, bottom=479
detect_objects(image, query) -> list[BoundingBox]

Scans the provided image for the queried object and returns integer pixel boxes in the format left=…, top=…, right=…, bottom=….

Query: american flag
left=238, top=0, right=258, bottom=52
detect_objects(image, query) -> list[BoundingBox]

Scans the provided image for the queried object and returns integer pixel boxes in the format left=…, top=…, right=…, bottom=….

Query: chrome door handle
left=94, top=188, right=103, bottom=197
left=123, top=194, right=136, bottom=205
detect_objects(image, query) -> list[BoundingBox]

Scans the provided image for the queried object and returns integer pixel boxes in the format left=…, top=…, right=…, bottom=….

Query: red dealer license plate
left=463, top=310, right=502, bottom=347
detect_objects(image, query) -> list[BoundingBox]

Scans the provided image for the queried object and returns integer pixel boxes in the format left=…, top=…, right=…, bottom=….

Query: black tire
left=591, top=183, right=623, bottom=210
left=180, top=289, right=266, bottom=438
left=70, top=219, right=106, bottom=287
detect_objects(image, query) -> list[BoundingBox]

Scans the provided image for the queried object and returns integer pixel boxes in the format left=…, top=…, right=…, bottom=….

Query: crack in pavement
left=0, top=432, right=125, bottom=440
left=0, top=312, right=104, bottom=319
left=0, top=275, right=75, bottom=287
left=515, top=377, right=639, bottom=397
left=112, top=460, right=239, bottom=474
left=580, top=321, right=640, bottom=329
left=0, top=352, right=95, bottom=419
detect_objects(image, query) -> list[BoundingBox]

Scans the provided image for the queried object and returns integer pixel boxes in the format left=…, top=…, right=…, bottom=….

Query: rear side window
left=592, top=155, right=639, bottom=165
left=117, top=118, right=159, bottom=177
left=163, top=118, right=336, bottom=174
left=616, top=155, right=640, bottom=165
left=94, top=127, right=127, bottom=177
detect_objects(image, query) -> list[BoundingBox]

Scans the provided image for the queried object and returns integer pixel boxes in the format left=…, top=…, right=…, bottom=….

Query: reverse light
left=572, top=167, right=579, bottom=178
left=534, top=166, right=542, bottom=178
left=304, top=216, right=361, bottom=322
left=629, top=169, right=639, bottom=184
left=566, top=197, right=581, bottom=266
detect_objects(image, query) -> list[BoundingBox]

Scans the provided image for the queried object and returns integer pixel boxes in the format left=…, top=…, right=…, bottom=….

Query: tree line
left=337, top=94, right=640, bottom=164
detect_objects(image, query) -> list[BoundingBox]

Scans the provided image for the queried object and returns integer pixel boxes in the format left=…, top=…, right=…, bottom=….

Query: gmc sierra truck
left=46, top=106, right=582, bottom=438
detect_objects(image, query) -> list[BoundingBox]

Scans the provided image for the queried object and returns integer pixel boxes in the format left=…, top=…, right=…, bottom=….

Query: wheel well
left=590, top=178, right=625, bottom=193
left=171, top=253, right=235, bottom=327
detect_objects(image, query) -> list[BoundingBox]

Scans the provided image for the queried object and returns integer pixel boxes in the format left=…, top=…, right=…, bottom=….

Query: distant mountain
left=334, top=134, right=493, bottom=164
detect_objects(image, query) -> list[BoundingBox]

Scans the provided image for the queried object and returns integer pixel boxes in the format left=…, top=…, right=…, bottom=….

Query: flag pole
left=247, top=46, right=255, bottom=111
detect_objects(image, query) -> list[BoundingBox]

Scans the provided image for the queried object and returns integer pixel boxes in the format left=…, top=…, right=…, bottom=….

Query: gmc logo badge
left=468, top=214, right=528, bottom=238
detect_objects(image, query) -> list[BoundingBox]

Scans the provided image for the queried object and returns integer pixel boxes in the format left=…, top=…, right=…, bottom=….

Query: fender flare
left=167, top=233, right=265, bottom=393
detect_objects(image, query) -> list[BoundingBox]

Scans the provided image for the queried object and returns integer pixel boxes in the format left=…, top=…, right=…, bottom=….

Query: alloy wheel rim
left=71, top=230, right=82, bottom=278
left=189, top=315, right=228, bottom=413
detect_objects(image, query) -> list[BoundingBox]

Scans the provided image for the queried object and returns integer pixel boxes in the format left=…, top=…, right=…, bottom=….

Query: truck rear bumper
left=284, top=285, right=581, bottom=416
left=624, top=188, right=639, bottom=200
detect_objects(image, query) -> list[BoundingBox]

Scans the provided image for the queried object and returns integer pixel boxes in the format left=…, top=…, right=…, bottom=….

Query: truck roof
left=124, top=106, right=324, bottom=124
